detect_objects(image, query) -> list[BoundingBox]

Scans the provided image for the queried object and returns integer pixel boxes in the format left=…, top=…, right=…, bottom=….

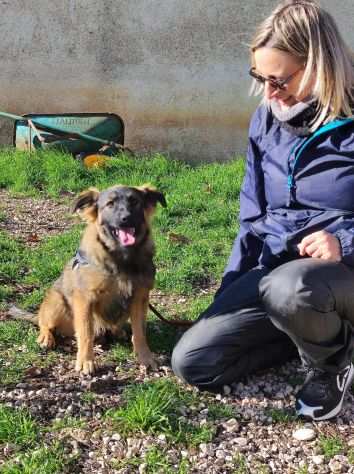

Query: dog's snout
left=120, top=213, right=130, bottom=224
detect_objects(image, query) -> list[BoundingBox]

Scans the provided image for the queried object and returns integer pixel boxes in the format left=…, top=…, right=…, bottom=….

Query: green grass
left=0, top=230, right=27, bottom=284
left=1, top=442, right=72, bottom=474
left=0, top=405, right=39, bottom=446
left=0, top=150, right=244, bottom=300
left=111, top=446, right=191, bottom=473
left=0, top=320, right=56, bottom=386
left=232, top=453, right=249, bottom=474
left=0, top=406, right=75, bottom=473
left=319, top=435, right=345, bottom=460
left=296, top=466, right=309, bottom=474
left=106, top=379, right=215, bottom=445
left=265, top=407, right=297, bottom=423
left=348, top=448, right=354, bottom=465
left=207, top=403, right=238, bottom=420
left=20, top=226, right=82, bottom=308
left=80, top=391, right=97, bottom=404
left=0, top=149, right=247, bottom=471
left=49, top=416, right=86, bottom=431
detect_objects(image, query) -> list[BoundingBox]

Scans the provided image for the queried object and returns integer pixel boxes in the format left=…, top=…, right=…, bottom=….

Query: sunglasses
left=249, top=66, right=303, bottom=91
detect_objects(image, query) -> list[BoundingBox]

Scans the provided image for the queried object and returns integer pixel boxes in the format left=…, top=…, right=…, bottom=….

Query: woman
left=172, top=0, right=354, bottom=421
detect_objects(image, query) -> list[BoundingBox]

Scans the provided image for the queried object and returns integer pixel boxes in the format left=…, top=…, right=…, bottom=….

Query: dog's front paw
left=75, top=358, right=96, bottom=375
left=137, top=350, right=158, bottom=370
left=37, top=330, right=56, bottom=349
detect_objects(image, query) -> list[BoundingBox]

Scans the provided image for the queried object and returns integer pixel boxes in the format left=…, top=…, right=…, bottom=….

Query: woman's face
left=253, top=47, right=313, bottom=109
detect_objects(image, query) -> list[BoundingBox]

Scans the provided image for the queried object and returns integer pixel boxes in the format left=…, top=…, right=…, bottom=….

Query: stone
left=223, top=418, right=240, bottom=433
left=234, top=437, right=248, bottom=447
left=292, top=428, right=316, bottom=441
left=312, top=455, right=325, bottom=465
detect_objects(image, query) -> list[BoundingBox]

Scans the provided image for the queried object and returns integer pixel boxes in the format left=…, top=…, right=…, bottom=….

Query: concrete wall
left=0, top=0, right=353, bottom=162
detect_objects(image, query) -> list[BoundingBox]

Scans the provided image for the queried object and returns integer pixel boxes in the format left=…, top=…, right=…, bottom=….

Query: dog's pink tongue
left=118, top=228, right=136, bottom=246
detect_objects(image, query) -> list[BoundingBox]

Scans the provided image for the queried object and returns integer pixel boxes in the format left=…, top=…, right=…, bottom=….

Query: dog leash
left=148, top=303, right=193, bottom=327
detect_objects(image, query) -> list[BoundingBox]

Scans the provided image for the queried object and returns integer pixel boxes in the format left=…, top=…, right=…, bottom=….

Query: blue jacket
left=218, top=104, right=354, bottom=295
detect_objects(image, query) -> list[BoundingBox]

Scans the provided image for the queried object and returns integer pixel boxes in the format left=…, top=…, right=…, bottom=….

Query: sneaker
left=295, top=363, right=354, bottom=421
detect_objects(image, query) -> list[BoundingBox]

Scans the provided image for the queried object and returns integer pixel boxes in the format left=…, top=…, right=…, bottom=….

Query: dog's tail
left=7, top=305, right=39, bottom=325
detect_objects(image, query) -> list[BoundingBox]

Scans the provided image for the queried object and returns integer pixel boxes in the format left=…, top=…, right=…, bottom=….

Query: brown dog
left=35, top=184, right=166, bottom=374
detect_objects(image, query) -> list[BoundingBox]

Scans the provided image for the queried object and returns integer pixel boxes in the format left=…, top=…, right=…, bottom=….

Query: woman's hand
left=297, top=230, right=342, bottom=261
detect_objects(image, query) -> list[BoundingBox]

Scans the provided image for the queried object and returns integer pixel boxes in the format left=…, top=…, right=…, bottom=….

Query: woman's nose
left=264, top=81, right=279, bottom=100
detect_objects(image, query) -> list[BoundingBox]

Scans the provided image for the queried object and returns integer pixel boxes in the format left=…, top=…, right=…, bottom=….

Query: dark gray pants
left=171, top=259, right=354, bottom=391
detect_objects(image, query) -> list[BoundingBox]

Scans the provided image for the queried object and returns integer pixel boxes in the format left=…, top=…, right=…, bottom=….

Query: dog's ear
left=137, top=185, right=167, bottom=209
left=73, top=188, right=100, bottom=222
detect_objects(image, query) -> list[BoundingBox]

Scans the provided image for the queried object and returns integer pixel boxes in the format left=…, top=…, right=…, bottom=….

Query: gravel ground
left=0, top=347, right=353, bottom=473
left=0, top=190, right=354, bottom=473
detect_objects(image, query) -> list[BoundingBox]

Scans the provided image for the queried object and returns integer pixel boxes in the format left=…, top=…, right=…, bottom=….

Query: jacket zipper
left=286, top=118, right=354, bottom=206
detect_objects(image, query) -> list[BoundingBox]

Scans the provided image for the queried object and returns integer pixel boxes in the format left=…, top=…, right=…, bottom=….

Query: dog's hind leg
left=130, top=287, right=157, bottom=369
left=72, top=290, right=96, bottom=375
left=37, top=289, right=69, bottom=349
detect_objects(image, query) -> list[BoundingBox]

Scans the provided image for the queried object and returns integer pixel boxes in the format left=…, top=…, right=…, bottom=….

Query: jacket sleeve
left=215, top=110, right=266, bottom=298
left=334, top=227, right=354, bottom=267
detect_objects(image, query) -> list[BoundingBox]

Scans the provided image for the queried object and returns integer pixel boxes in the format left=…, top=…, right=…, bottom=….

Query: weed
left=1, top=441, right=73, bottom=474
left=111, top=446, right=190, bottom=473
left=0, top=405, right=39, bottom=446
left=107, top=341, right=133, bottom=365
left=254, top=463, right=271, bottom=474
left=232, top=452, right=249, bottom=473
left=106, top=379, right=215, bottom=445
left=49, top=416, right=86, bottom=431
left=265, top=407, right=297, bottom=423
left=0, top=320, right=51, bottom=385
left=80, top=391, right=97, bottom=404
left=207, top=403, right=238, bottom=420
left=348, top=448, right=354, bottom=465
left=319, top=435, right=345, bottom=460
left=296, top=465, right=309, bottom=474
left=0, top=231, right=27, bottom=286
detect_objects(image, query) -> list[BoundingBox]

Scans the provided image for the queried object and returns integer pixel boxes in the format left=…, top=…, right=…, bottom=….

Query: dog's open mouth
left=112, top=227, right=136, bottom=246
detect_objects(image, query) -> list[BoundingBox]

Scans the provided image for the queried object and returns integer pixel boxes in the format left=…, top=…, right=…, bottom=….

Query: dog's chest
left=93, top=275, right=134, bottom=322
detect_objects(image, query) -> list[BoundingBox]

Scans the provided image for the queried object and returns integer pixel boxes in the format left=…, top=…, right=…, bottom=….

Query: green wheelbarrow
left=0, top=110, right=130, bottom=167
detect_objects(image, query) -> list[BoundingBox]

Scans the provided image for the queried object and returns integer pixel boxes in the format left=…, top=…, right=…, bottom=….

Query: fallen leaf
left=27, top=233, right=40, bottom=242
left=168, top=232, right=191, bottom=245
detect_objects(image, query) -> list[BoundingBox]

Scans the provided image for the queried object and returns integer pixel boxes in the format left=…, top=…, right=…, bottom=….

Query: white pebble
left=292, top=428, right=316, bottom=441
left=312, top=455, right=325, bottom=465
left=234, top=437, right=248, bottom=447
left=223, top=418, right=239, bottom=433
left=199, top=443, right=208, bottom=453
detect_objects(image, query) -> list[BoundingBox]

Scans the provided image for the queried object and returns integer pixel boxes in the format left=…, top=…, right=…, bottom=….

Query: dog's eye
left=129, top=197, right=139, bottom=206
left=106, top=201, right=115, bottom=208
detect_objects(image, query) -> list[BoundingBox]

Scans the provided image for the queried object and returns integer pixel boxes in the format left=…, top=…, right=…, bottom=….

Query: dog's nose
left=119, top=212, right=131, bottom=224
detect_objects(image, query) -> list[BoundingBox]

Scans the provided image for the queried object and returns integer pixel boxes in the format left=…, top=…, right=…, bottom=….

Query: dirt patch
left=0, top=189, right=77, bottom=247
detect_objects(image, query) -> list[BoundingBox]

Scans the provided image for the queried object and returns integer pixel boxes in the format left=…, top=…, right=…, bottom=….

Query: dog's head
left=73, top=185, right=166, bottom=250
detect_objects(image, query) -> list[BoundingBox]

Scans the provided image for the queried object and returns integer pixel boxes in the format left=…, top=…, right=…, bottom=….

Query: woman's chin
left=275, top=96, right=297, bottom=109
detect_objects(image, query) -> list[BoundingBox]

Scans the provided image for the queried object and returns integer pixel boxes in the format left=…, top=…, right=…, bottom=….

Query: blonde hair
left=250, top=0, right=354, bottom=130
